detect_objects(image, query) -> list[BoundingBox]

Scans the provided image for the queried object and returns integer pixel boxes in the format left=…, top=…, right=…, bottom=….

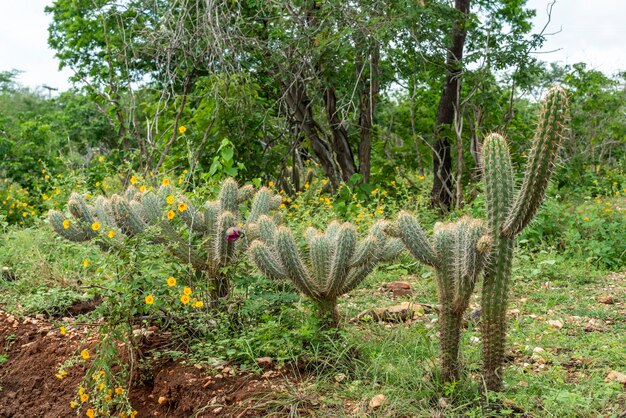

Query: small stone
left=214, top=407, right=223, bottom=414
left=598, top=295, right=615, bottom=304
left=383, top=281, right=412, bottom=297
left=533, top=347, right=545, bottom=353
left=256, top=357, right=273, bottom=367
left=368, top=394, right=385, bottom=409
left=215, top=374, right=223, bottom=379
left=157, top=396, right=167, bottom=405
left=334, top=373, right=346, bottom=382
left=606, top=370, right=626, bottom=385
left=547, top=319, right=563, bottom=329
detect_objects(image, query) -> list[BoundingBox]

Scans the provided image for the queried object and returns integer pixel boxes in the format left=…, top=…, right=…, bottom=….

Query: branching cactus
left=481, top=85, right=568, bottom=390
left=49, top=178, right=281, bottom=303
left=387, top=212, right=492, bottom=382
left=249, top=218, right=403, bottom=327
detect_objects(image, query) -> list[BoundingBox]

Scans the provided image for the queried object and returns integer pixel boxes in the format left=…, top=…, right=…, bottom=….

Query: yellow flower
left=79, top=387, right=85, bottom=396
left=162, top=178, right=171, bottom=186
left=178, top=125, right=187, bottom=134
left=167, top=276, right=177, bottom=287
left=321, top=179, right=328, bottom=186
left=98, top=156, right=105, bottom=162
left=268, top=181, right=275, bottom=188
left=292, top=203, right=299, bottom=209
left=86, top=408, right=95, bottom=418
left=183, top=169, right=188, bottom=174
left=180, top=294, right=190, bottom=304
left=98, top=382, right=105, bottom=391
left=418, top=175, right=425, bottom=181
left=115, top=387, right=124, bottom=395
left=145, top=294, right=154, bottom=305
left=131, top=411, right=138, bottom=418
left=178, top=202, right=188, bottom=212
left=63, top=219, right=71, bottom=229
left=55, top=373, right=64, bottom=379
left=130, top=175, right=138, bottom=185
left=166, top=195, right=175, bottom=205
left=167, top=210, right=175, bottom=220
left=194, top=300, right=204, bottom=308
left=80, top=393, right=89, bottom=402
left=139, top=185, right=147, bottom=193
left=81, top=349, right=90, bottom=360
left=105, top=394, right=112, bottom=402
left=91, top=222, right=101, bottom=231
left=304, top=182, right=310, bottom=190
left=83, top=259, right=89, bottom=268
left=583, top=217, right=590, bottom=221
left=22, top=212, right=27, bottom=217
left=70, top=401, right=76, bottom=409
left=108, top=230, right=115, bottom=239
left=60, top=326, right=67, bottom=336
left=183, top=287, right=192, bottom=296
left=280, top=203, right=286, bottom=209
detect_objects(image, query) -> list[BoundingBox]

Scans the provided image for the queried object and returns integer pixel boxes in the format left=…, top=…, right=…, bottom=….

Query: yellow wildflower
left=162, top=178, right=171, bottom=186
left=167, top=276, right=177, bottom=287
left=81, top=393, right=89, bottom=403
left=60, top=326, right=67, bottom=336
left=139, top=185, right=147, bottom=193
left=81, top=349, right=90, bottom=360
left=166, top=195, right=175, bottom=205
left=91, top=222, right=101, bottom=231
left=98, top=156, right=105, bottom=162
left=105, top=394, right=112, bottom=402
left=178, top=125, right=187, bottom=134
left=321, top=179, right=328, bottom=185
left=418, top=175, right=425, bottom=181
left=145, top=294, right=154, bottom=305
left=268, top=181, right=275, bottom=188
left=183, top=287, right=192, bottom=296
left=130, top=175, right=138, bottom=185
left=108, top=230, right=115, bottom=239
left=83, top=259, right=89, bottom=268
left=180, top=294, right=190, bottom=304
left=178, top=202, right=188, bottom=212
left=280, top=203, right=286, bottom=209
left=63, top=219, right=71, bottom=229
left=86, top=408, right=95, bottom=418
left=167, top=210, right=175, bottom=220
left=115, top=387, right=124, bottom=395
left=194, top=300, right=204, bottom=308
left=70, top=401, right=76, bottom=409
left=304, top=182, right=310, bottom=190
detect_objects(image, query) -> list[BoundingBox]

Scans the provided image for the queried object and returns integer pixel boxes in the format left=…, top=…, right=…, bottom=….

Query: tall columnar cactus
left=387, top=213, right=492, bottom=382
left=249, top=218, right=403, bottom=327
left=481, top=85, right=568, bottom=390
left=49, top=178, right=281, bottom=303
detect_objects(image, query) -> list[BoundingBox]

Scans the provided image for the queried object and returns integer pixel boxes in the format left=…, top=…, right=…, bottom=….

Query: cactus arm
left=48, top=210, right=94, bottom=242
left=327, top=223, right=357, bottom=298
left=275, top=227, right=318, bottom=299
left=238, top=185, right=255, bottom=203
left=178, top=195, right=206, bottom=233
left=349, top=236, right=378, bottom=268
left=481, top=133, right=516, bottom=391
left=112, top=195, right=147, bottom=235
left=394, top=212, right=437, bottom=267
left=249, top=240, right=287, bottom=280
left=219, top=178, right=239, bottom=215
left=248, top=187, right=274, bottom=223
left=309, top=234, right=331, bottom=287
left=214, top=211, right=237, bottom=266
left=502, top=86, right=568, bottom=237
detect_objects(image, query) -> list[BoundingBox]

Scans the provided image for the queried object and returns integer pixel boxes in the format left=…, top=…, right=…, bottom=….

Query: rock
left=256, top=357, right=273, bottom=368
left=533, top=347, right=545, bottom=353
left=598, top=295, right=616, bottom=304
left=382, top=281, right=412, bottom=297
left=606, top=370, right=626, bottom=385
left=368, top=394, right=385, bottom=409
left=157, top=396, right=168, bottom=405
left=547, top=319, right=563, bottom=329
left=334, top=373, right=346, bottom=382
left=214, top=407, right=223, bottom=414
left=368, top=302, right=424, bottom=323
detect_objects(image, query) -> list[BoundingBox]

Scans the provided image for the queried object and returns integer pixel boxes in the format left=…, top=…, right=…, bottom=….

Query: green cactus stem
left=481, top=85, right=568, bottom=391
left=49, top=178, right=279, bottom=304
left=388, top=213, right=491, bottom=382
left=250, top=219, right=402, bottom=327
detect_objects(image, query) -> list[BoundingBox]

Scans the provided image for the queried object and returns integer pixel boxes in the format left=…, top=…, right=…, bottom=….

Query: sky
left=0, top=0, right=625, bottom=93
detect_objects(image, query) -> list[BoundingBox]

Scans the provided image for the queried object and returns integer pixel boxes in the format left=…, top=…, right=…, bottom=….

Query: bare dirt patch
left=0, top=310, right=301, bottom=418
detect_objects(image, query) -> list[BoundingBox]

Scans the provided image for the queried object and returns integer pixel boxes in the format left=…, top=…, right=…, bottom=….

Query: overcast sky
left=1, top=0, right=625, bottom=93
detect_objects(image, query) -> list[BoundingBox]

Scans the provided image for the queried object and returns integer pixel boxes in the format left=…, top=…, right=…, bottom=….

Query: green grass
left=0, top=201, right=625, bottom=417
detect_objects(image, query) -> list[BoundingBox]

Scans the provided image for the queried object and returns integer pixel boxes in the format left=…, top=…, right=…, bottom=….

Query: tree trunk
left=357, top=42, right=379, bottom=184
left=324, top=87, right=357, bottom=182
left=431, top=0, right=471, bottom=212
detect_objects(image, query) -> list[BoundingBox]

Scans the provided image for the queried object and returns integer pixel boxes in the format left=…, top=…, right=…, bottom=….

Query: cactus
left=249, top=218, right=402, bottom=327
left=480, top=85, right=568, bottom=390
left=387, top=212, right=492, bottom=382
left=48, top=178, right=280, bottom=303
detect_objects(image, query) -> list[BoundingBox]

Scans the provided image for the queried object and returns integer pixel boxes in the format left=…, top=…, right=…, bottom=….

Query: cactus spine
left=481, top=86, right=568, bottom=390
left=388, top=213, right=492, bottom=382
left=49, top=178, right=280, bottom=303
left=250, top=219, right=402, bottom=327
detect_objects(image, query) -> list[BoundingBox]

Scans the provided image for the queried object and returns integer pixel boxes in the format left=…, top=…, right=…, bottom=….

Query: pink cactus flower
left=226, top=227, right=242, bottom=242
